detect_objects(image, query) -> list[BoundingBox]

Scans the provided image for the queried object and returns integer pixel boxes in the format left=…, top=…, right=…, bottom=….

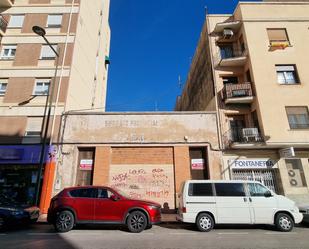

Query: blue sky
left=105, top=0, right=259, bottom=112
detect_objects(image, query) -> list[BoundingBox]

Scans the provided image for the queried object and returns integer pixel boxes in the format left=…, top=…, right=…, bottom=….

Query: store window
left=285, top=159, right=307, bottom=187
left=0, top=165, right=38, bottom=205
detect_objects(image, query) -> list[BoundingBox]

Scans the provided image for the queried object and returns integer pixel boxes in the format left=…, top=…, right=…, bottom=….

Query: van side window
left=188, top=183, right=213, bottom=196
left=248, top=183, right=269, bottom=197
left=214, top=183, right=245, bottom=196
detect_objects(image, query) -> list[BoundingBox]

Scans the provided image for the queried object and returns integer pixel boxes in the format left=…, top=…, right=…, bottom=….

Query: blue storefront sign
left=0, top=145, right=50, bottom=164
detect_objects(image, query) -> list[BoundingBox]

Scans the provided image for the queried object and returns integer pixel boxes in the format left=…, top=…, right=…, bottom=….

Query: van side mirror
left=264, top=191, right=272, bottom=198
left=110, top=195, right=119, bottom=201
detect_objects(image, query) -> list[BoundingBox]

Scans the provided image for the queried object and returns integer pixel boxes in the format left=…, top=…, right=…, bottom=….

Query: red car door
left=70, top=188, right=96, bottom=221
left=94, top=188, right=125, bottom=221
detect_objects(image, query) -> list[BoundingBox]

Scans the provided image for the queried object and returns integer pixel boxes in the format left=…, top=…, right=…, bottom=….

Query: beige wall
left=239, top=3, right=309, bottom=144
left=65, top=0, right=110, bottom=111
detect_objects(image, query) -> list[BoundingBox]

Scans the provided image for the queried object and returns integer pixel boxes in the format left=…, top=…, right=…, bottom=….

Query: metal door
left=232, top=169, right=278, bottom=193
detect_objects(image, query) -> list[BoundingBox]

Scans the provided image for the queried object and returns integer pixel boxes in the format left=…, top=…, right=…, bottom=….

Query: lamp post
left=32, top=25, right=60, bottom=206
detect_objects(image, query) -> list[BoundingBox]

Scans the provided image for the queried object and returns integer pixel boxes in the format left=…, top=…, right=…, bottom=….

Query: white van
left=177, top=180, right=303, bottom=232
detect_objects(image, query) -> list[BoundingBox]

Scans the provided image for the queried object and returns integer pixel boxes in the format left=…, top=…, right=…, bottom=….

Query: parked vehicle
left=0, top=194, right=40, bottom=230
left=299, top=205, right=309, bottom=224
left=177, top=180, right=303, bottom=232
left=47, top=186, right=161, bottom=233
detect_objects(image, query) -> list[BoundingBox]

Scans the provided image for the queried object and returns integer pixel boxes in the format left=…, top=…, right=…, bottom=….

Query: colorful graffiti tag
left=109, top=164, right=175, bottom=209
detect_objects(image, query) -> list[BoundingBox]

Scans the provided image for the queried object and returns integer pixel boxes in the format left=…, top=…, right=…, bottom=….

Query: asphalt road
left=1, top=223, right=309, bottom=249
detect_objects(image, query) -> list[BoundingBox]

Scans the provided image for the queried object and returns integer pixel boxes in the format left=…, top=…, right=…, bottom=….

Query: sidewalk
left=38, top=213, right=178, bottom=223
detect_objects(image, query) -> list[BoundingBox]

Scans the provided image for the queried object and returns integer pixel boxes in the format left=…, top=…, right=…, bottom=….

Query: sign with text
left=80, top=159, right=93, bottom=171
left=191, top=159, right=205, bottom=170
left=229, top=159, right=275, bottom=169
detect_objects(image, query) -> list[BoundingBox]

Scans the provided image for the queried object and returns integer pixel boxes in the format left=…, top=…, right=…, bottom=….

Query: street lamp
left=32, top=25, right=60, bottom=206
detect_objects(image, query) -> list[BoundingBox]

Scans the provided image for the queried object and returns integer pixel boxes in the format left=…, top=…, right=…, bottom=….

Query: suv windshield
left=0, top=194, right=20, bottom=206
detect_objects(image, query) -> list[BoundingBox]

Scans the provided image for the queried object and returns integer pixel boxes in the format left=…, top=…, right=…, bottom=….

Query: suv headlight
left=149, top=205, right=160, bottom=210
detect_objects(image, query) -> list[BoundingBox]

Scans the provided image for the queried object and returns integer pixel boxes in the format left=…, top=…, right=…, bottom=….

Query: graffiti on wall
left=109, top=164, right=175, bottom=209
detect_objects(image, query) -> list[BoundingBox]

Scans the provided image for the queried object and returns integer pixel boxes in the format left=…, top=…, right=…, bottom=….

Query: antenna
left=204, top=6, right=208, bottom=16
left=155, top=101, right=158, bottom=111
left=178, top=75, right=182, bottom=90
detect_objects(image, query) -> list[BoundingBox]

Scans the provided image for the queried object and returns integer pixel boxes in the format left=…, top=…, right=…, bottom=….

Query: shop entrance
left=0, top=165, right=39, bottom=205
left=232, top=169, right=279, bottom=193
left=189, top=147, right=208, bottom=180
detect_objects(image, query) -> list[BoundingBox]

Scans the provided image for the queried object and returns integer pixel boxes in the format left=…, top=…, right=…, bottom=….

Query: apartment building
left=175, top=0, right=309, bottom=203
left=0, top=0, right=110, bottom=209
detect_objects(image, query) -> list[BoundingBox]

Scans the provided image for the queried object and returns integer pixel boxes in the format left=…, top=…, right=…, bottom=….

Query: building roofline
left=63, top=111, right=218, bottom=116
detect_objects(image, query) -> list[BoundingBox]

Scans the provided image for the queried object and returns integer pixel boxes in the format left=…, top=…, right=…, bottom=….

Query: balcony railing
left=224, top=127, right=263, bottom=147
left=0, top=15, right=8, bottom=33
left=215, top=48, right=248, bottom=67
left=221, top=83, right=254, bottom=104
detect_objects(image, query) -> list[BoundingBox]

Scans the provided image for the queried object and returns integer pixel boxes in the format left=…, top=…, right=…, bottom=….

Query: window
left=25, top=117, right=43, bottom=137
left=70, top=188, right=96, bottom=198
left=34, top=79, right=50, bottom=95
left=214, top=183, right=246, bottom=196
left=8, top=15, right=25, bottom=28
left=286, top=106, right=309, bottom=129
left=248, top=183, right=269, bottom=197
left=222, top=77, right=238, bottom=84
left=97, top=189, right=113, bottom=199
left=0, top=81, right=7, bottom=95
left=47, top=15, right=62, bottom=28
left=188, top=183, right=213, bottom=196
left=285, top=159, right=307, bottom=187
left=40, top=44, right=57, bottom=59
left=0, top=45, right=17, bottom=59
left=276, top=65, right=299, bottom=84
left=267, top=28, right=289, bottom=44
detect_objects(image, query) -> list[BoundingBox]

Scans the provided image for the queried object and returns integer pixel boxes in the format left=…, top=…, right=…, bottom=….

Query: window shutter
left=8, top=15, right=25, bottom=28
left=47, top=15, right=62, bottom=27
left=286, top=107, right=308, bottom=115
left=267, top=29, right=288, bottom=41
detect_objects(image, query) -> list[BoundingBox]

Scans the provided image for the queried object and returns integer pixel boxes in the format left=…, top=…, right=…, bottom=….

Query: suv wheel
left=127, top=211, right=147, bottom=233
left=275, top=213, right=294, bottom=232
left=196, top=213, right=214, bottom=232
left=54, top=210, right=75, bottom=233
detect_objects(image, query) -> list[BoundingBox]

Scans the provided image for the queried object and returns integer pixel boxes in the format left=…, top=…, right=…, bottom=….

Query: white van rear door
left=215, top=183, right=252, bottom=224
left=247, top=183, right=277, bottom=224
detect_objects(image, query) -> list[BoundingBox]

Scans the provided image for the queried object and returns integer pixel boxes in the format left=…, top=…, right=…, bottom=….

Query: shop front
left=0, top=145, right=49, bottom=206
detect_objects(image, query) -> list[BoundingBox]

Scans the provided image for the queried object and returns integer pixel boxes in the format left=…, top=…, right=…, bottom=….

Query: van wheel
left=275, top=213, right=294, bottom=232
left=54, top=210, right=75, bottom=233
left=196, top=213, right=214, bottom=232
left=127, top=211, right=147, bottom=233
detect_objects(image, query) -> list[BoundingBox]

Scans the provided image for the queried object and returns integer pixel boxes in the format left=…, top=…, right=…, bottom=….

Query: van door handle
left=243, top=197, right=247, bottom=202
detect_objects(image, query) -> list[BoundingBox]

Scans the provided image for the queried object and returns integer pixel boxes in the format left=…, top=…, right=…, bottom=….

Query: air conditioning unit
left=223, top=29, right=234, bottom=39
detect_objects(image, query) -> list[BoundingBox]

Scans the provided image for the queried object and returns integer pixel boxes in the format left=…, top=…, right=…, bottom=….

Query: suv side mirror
left=110, top=195, right=119, bottom=201
left=264, top=191, right=272, bottom=198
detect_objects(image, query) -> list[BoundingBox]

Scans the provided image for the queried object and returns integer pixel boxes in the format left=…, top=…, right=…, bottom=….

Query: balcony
left=216, top=48, right=248, bottom=67
left=0, top=0, right=14, bottom=7
left=212, top=21, right=242, bottom=36
left=221, top=83, right=254, bottom=104
left=0, top=15, right=8, bottom=34
left=224, top=127, right=264, bottom=147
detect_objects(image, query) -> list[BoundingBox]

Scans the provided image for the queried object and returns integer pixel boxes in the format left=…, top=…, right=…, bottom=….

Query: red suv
left=47, top=186, right=161, bottom=233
